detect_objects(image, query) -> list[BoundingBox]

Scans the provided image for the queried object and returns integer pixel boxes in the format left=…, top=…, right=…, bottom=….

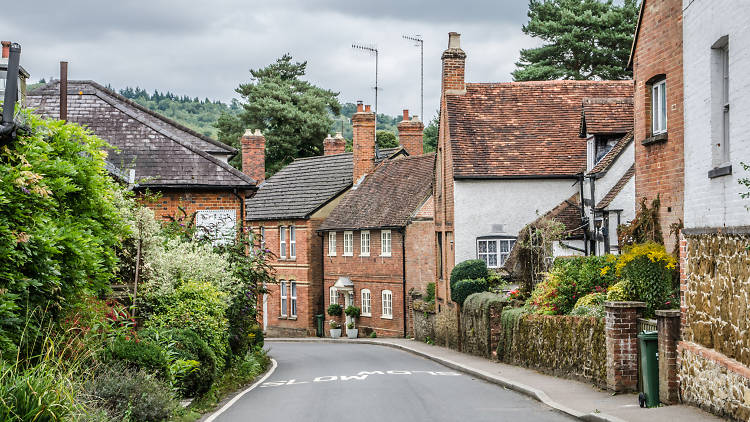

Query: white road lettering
left=286, top=379, right=308, bottom=385
left=314, top=376, right=338, bottom=382
left=340, top=375, right=368, bottom=381
left=357, top=371, right=385, bottom=375
left=259, top=370, right=462, bottom=388
left=387, top=370, right=412, bottom=375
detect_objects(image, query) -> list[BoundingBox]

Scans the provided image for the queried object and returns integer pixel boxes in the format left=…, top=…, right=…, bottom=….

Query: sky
left=3, top=0, right=538, bottom=119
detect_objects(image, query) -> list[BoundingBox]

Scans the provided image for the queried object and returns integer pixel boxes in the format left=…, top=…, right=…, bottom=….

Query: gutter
left=453, top=174, right=579, bottom=181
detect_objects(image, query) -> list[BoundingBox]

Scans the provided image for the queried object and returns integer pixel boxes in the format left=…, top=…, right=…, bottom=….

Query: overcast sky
left=4, top=0, right=538, bottom=118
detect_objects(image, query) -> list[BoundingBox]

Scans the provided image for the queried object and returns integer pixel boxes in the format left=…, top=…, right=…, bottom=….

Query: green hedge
left=450, top=260, right=488, bottom=289
left=451, top=278, right=488, bottom=306
left=105, top=337, right=170, bottom=380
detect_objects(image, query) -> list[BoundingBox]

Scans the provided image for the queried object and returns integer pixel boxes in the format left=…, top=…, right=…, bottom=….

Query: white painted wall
left=683, top=0, right=750, bottom=229
left=453, top=179, right=578, bottom=264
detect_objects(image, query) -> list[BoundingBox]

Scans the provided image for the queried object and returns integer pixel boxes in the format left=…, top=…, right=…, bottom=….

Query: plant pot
left=330, top=328, right=341, bottom=338
left=346, top=328, right=358, bottom=339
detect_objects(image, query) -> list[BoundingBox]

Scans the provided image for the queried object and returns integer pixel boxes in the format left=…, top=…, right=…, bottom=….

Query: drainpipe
left=60, top=61, right=68, bottom=122
left=0, top=42, right=21, bottom=141
left=589, top=174, right=596, bottom=256
left=401, top=227, right=407, bottom=338
left=577, top=174, right=589, bottom=256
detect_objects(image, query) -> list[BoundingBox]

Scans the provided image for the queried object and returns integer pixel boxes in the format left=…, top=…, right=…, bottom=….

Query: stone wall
left=412, top=300, right=436, bottom=343
left=459, top=292, right=506, bottom=358
left=434, top=307, right=460, bottom=350
left=500, top=313, right=607, bottom=388
left=682, top=232, right=750, bottom=366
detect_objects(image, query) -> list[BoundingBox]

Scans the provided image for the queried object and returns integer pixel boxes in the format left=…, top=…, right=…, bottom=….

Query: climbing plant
left=507, top=218, right=565, bottom=294
left=618, top=196, right=664, bottom=248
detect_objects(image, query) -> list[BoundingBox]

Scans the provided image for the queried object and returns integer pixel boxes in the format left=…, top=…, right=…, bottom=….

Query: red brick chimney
left=1, top=41, right=10, bottom=59
left=352, top=100, right=376, bottom=182
left=397, top=109, right=424, bottom=155
left=240, top=129, right=266, bottom=185
left=323, top=132, right=346, bottom=156
left=442, top=32, right=466, bottom=95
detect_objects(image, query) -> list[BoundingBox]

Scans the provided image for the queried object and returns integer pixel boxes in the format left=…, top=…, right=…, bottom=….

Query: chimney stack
left=441, top=32, right=466, bottom=95
left=240, top=128, right=266, bottom=185
left=1, top=41, right=10, bottom=59
left=352, top=100, right=376, bottom=182
left=397, top=109, right=424, bottom=156
left=323, top=132, right=346, bottom=156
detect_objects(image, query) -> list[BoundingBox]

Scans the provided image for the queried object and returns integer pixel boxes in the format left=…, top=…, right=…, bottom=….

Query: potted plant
left=329, top=320, right=342, bottom=338
left=344, top=305, right=360, bottom=338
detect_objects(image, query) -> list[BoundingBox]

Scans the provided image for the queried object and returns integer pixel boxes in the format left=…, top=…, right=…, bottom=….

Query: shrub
left=344, top=306, right=361, bottom=318
left=327, top=303, right=342, bottom=316
left=142, top=328, right=217, bottom=397
left=573, top=292, right=606, bottom=310
left=369, top=332, right=377, bottom=338
left=329, top=320, right=341, bottom=329
left=606, top=280, right=632, bottom=302
left=86, top=364, right=176, bottom=422
left=105, top=336, right=170, bottom=380
left=497, top=307, right=527, bottom=360
left=616, top=243, right=676, bottom=317
left=451, top=278, right=489, bottom=306
left=347, top=322, right=355, bottom=329
left=425, top=282, right=436, bottom=303
left=450, top=260, right=488, bottom=289
left=570, top=305, right=605, bottom=318
left=147, top=280, right=230, bottom=368
left=0, top=362, right=80, bottom=422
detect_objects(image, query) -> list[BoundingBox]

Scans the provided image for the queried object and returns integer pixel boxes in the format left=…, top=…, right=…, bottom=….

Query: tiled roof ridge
left=465, top=80, right=633, bottom=87
left=597, top=164, right=635, bottom=210
left=588, top=131, right=634, bottom=176
left=583, top=96, right=634, bottom=104
left=28, top=80, right=237, bottom=154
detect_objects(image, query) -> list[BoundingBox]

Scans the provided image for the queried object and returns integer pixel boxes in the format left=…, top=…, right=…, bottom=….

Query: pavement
left=256, top=337, right=724, bottom=422
left=207, top=341, right=575, bottom=422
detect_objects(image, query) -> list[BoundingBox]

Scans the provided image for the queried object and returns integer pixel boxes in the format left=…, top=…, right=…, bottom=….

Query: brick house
left=676, top=0, right=750, bottom=418
left=434, top=32, right=633, bottom=304
left=627, top=0, right=684, bottom=252
left=27, top=81, right=257, bottom=241
left=244, top=103, right=408, bottom=337
left=318, top=104, right=435, bottom=338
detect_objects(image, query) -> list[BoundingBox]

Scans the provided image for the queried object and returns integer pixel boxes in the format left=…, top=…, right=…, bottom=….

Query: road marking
left=204, top=358, right=278, bottom=422
left=260, top=369, right=462, bottom=388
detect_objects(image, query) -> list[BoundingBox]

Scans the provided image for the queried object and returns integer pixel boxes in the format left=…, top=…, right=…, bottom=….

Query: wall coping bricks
left=605, top=301, right=646, bottom=308
left=655, top=309, right=681, bottom=317
left=679, top=341, right=750, bottom=381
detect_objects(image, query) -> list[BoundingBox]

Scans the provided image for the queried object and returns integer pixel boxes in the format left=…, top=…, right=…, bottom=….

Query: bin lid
left=637, top=330, right=658, bottom=340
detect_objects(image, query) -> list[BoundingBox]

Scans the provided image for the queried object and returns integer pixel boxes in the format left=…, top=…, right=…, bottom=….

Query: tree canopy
left=423, top=112, right=439, bottom=153
left=512, top=0, right=639, bottom=81
left=217, top=54, right=341, bottom=176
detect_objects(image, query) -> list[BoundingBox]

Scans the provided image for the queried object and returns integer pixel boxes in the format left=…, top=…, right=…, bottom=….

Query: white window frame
left=477, top=238, right=516, bottom=268
left=381, top=230, right=392, bottom=257
left=381, top=290, right=393, bottom=319
left=279, top=226, right=287, bottom=259
left=343, top=231, right=354, bottom=256
left=259, top=226, right=266, bottom=250
left=290, top=281, right=297, bottom=317
left=330, top=286, right=338, bottom=305
left=361, top=289, right=371, bottom=316
left=328, top=231, right=337, bottom=256
left=651, top=79, right=667, bottom=135
left=280, top=281, right=288, bottom=317
left=360, top=230, right=370, bottom=256
left=711, top=37, right=730, bottom=168
left=289, top=226, right=296, bottom=259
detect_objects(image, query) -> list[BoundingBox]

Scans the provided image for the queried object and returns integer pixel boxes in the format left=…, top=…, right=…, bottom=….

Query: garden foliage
left=451, top=279, right=489, bottom=307
left=614, top=242, right=677, bottom=317
left=449, top=259, right=489, bottom=289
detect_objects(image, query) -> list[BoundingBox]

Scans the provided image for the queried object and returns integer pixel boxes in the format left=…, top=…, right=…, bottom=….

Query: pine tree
left=217, top=54, right=341, bottom=175
left=512, top=0, right=638, bottom=81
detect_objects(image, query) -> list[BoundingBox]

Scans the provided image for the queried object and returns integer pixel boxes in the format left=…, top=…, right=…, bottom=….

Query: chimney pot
left=335, top=131, right=343, bottom=138
left=243, top=128, right=254, bottom=137
left=364, top=104, right=371, bottom=112
left=356, top=100, right=364, bottom=112
left=1, top=41, right=10, bottom=59
left=397, top=106, right=425, bottom=156
left=402, top=109, right=409, bottom=121
left=254, top=129, right=262, bottom=136
left=448, top=32, right=461, bottom=49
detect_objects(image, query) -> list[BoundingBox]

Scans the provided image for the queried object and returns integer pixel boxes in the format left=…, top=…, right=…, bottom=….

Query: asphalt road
left=211, top=342, right=574, bottom=422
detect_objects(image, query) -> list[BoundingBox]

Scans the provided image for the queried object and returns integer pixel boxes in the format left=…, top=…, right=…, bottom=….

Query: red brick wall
left=250, top=219, right=322, bottom=337
left=323, top=133, right=346, bottom=156
left=352, top=106, right=376, bottom=182
left=441, top=32, right=466, bottom=94
left=435, top=92, right=457, bottom=305
left=632, top=0, right=684, bottom=252
left=397, top=110, right=424, bottom=156
left=141, top=189, right=245, bottom=230
left=405, top=219, right=436, bottom=335
left=240, top=131, right=266, bottom=184
left=323, top=229, right=406, bottom=337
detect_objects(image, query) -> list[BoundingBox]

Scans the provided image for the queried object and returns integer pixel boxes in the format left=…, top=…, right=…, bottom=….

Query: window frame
left=381, top=290, right=393, bottom=319
left=476, top=237, right=516, bottom=268
left=343, top=231, right=354, bottom=256
left=279, top=226, right=287, bottom=259
left=651, top=79, right=667, bottom=135
left=360, top=230, right=370, bottom=256
left=290, top=281, right=297, bottom=317
left=289, top=226, right=296, bottom=259
left=328, top=231, right=337, bottom=256
left=280, top=281, right=288, bottom=317
left=712, top=37, right=730, bottom=169
left=361, top=289, right=371, bottom=316
left=381, top=230, right=392, bottom=257
left=259, top=226, right=266, bottom=250
left=330, top=286, right=337, bottom=305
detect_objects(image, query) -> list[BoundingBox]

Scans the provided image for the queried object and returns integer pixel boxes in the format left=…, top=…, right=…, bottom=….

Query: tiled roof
left=445, top=80, right=634, bottom=178
left=319, top=154, right=435, bottom=231
left=245, top=147, right=403, bottom=220
left=27, top=81, right=254, bottom=189
left=589, top=131, right=634, bottom=176
left=534, top=193, right=585, bottom=239
left=580, top=97, right=633, bottom=136
left=597, top=164, right=635, bottom=210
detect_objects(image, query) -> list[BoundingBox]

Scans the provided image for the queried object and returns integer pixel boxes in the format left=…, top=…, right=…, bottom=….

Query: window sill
left=381, top=315, right=393, bottom=320
left=278, top=316, right=288, bottom=320
left=328, top=254, right=337, bottom=257
left=708, top=164, right=732, bottom=179
left=342, top=253, right=353, bottom=257
left=641, top=133, right=668, bottom=146
left=360, top=254, right=370, bottom=257
left=380, top=254, right=392, bottom=258
left=361, top=313, right=371, bottom=317
left=288, top=316, right=297, bottom=321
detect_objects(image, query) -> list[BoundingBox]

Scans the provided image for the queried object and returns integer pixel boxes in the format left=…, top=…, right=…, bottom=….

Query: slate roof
left=319, top=154, right=436, bottom=231
left=445, top=80, right=634, bottom=179
left=27, top=80, right=254, bottom=189
left=580, top=97, right=633, bottom=136
left=588, top=131, right=634, bottom=176
left=597, top=164, right=635, bottom=210
left=245, top=147, right=404, bottom=220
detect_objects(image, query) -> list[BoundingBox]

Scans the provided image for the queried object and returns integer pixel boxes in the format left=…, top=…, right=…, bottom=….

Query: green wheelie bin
left=315, top=314, right=325, bottom=337
left=638, top=331, right=659, bottom=408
